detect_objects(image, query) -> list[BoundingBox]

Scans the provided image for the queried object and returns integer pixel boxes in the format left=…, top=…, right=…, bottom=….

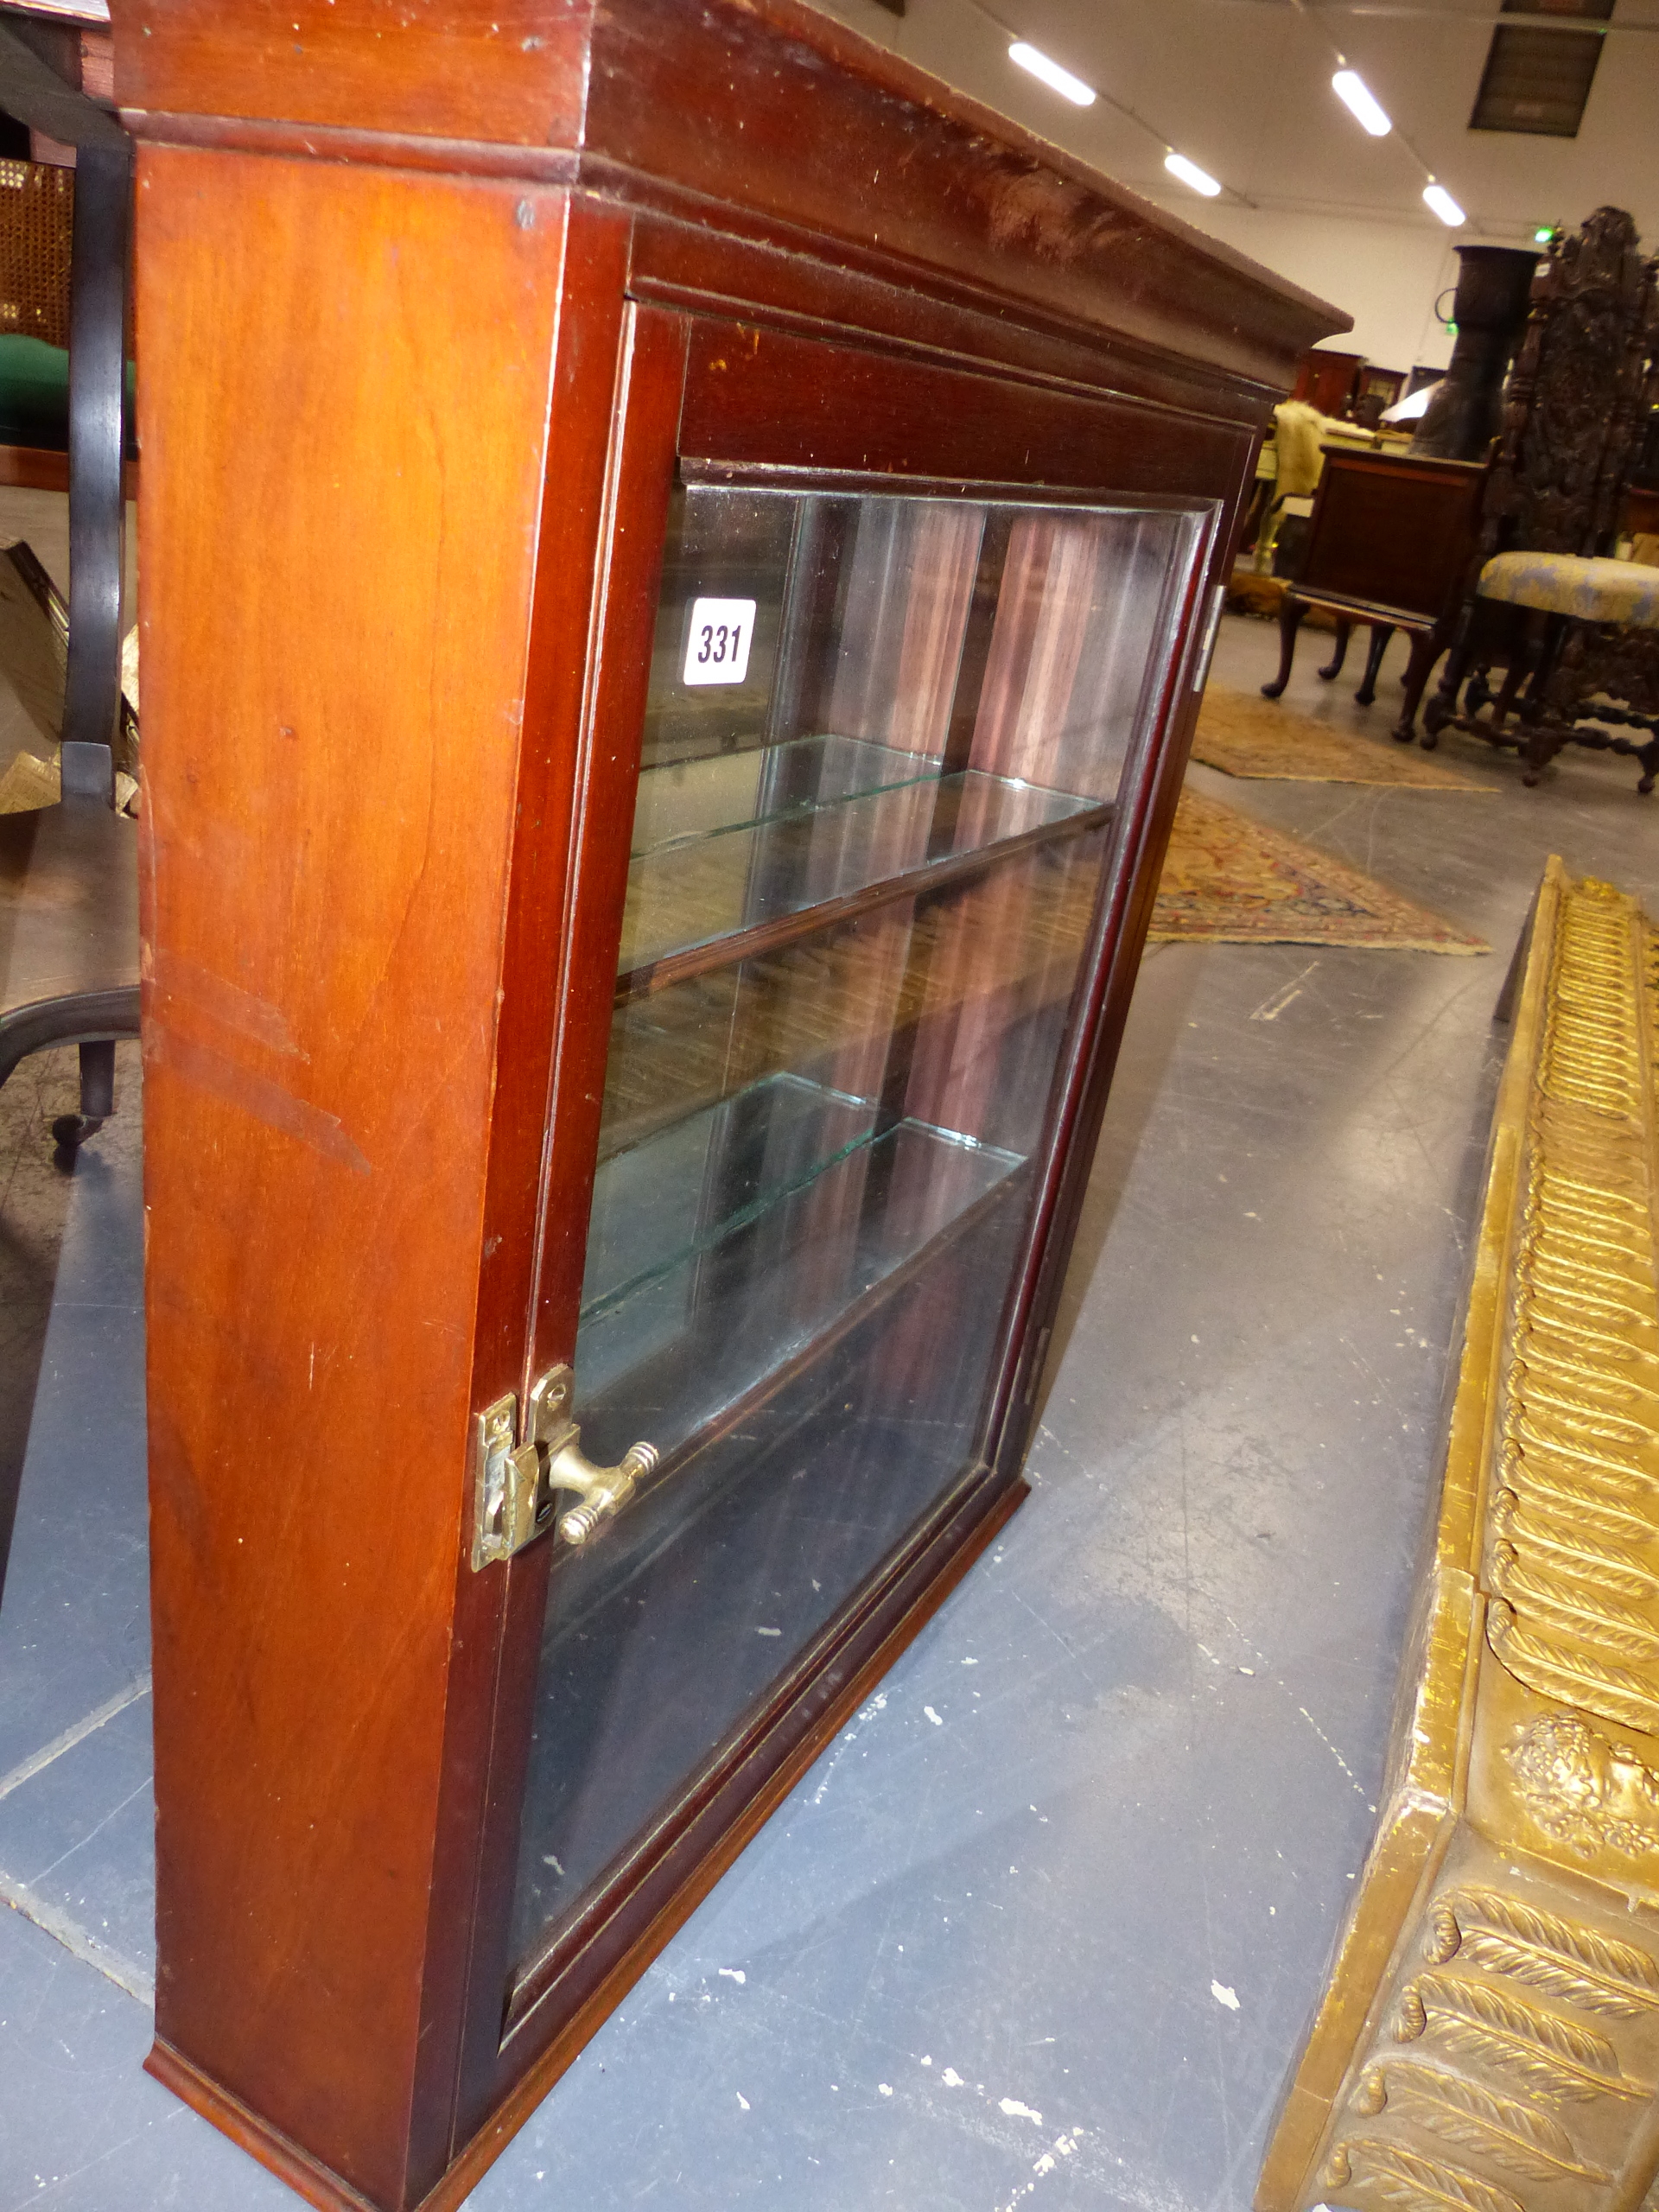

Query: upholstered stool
left=1423, top=550, right=1659, bottom=791
left=1477, top=549, right=1659, bottom=626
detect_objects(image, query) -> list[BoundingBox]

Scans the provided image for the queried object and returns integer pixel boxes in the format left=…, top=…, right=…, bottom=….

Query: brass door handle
left=545, top=1435, right=661, bottom=1546
left=528, top=1363, right=659, bottom=1548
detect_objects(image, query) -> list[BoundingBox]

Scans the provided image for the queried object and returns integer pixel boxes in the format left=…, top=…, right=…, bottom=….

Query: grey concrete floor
left=3, top=612, right=1658, bottom=2211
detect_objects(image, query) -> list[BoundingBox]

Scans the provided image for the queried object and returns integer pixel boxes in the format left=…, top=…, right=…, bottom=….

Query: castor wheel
left=49, top=1042, right=115, bottom=1160
left=50, top=1112, right=105, bottom=1160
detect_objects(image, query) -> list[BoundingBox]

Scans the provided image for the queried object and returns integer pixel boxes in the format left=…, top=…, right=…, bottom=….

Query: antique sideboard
left=1264, top=445, right=1488, bottom=739
left=109, top=2, right=1344, bottom=2203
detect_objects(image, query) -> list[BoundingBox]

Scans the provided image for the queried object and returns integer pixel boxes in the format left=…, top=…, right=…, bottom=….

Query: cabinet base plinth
left=143, top=2041, right=385, bottom=2212
left=149, top=1474, right=1029, bottom=2212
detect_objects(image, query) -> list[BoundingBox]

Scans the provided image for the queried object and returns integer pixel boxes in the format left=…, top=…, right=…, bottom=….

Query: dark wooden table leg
left=1516, top=616, right=1568, bottom=785
left=1392, top=629, right=1440, bottom=742
left=1421, top=599, right=1480, bottom=748
left=1262, top=594, right=1307, bottom=699
left=1353, top=622, right=1394, bottom=706
left=1520, top=726, right=1565, bottom=785
left=1483, top=658, right=1522, bottom=726
left=1316, top=617, right=1351, bottom=683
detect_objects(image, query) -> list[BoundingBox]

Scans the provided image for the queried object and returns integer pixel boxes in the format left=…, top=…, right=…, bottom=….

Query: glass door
left=507, top=480, right=1205, bottom=1984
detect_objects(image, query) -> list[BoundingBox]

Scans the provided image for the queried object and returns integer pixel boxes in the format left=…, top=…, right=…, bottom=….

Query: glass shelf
left=630, top=731, right=945, bottom=859
left=575, top=1091, right=1024, bottom=1453
left=618, top=766, right=1106, bottom=991
left=580, top=1071, right=880, bottom=1325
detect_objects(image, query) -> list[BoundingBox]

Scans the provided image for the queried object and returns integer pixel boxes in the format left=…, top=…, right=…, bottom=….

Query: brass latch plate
left=469, top=1391, right=547, bottom=1570
left=470, top=1364, right=658, bottom=1569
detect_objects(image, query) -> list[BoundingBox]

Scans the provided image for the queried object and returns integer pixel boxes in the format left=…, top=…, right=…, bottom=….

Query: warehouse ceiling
left=805, top=0, right=1659, bottom=247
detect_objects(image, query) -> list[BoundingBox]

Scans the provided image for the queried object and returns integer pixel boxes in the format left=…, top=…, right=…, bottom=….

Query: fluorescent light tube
left=1332, top=69, right=1391, bottom=136
left=1008, top=41, right=1096, bottom=106
left=1423, top=182, right=1466, bottom=227
left=1165, top=151, right=1222, bottom=198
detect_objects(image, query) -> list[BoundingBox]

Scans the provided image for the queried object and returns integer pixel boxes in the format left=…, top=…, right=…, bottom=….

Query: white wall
left=1145, top=200, right=1464, bottom=375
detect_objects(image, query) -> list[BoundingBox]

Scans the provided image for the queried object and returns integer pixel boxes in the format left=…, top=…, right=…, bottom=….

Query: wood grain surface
left=136, top=144, right=566, bottom=2205
left=114, top=0, right=589, bottom=148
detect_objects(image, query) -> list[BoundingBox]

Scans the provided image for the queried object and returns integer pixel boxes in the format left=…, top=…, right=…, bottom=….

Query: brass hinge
left=470, top=1364, right=659, bottom=1569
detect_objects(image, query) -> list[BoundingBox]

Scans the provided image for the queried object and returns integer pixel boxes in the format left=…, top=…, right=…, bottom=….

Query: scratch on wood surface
left=146, top=944, right=307, bottom=1058
left=151, top=1028, right=371, bottom=1175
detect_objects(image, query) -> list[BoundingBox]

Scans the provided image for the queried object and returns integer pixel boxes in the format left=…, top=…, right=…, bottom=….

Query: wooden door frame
left=444, top=270, right=1243, bottom=2179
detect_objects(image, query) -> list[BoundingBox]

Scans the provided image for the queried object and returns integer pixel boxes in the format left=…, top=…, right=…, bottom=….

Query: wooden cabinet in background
left=112, top=2, right=1344, bottom=2204
left=1264, top=446, right=1488, bottom=736
left=1294, top=346, right=1365, bottom=418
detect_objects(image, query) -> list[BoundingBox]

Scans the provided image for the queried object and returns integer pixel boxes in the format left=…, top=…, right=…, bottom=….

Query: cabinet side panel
left=135, top=145, right=563, bottom=2202
left=111, top=0, right=591, bottom=148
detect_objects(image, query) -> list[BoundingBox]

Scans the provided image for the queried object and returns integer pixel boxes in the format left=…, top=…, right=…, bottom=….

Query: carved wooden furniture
left=1469, top=554, right=1659, bottom=791
left=1257, top=857, right=1659, bottom=2212
left=1261, top=446, right=1485, bottom=740
left=114, top=2, right=1343, bottom=2205
left=1422, top=207, right=1659, bottom=788
left=0, top=16, right=138, bottom=1142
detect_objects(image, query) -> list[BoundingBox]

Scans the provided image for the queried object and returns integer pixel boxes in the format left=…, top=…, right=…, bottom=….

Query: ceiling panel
left=806, top=0, right=1659, bottom=244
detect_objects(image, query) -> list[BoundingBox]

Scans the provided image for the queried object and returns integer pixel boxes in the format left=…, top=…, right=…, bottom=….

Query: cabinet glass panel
left=510, top=484, right=1203, bottom=1978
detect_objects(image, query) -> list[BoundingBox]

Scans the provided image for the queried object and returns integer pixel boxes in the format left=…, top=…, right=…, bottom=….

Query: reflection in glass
left=509, top=482, right=1204, bottom=1983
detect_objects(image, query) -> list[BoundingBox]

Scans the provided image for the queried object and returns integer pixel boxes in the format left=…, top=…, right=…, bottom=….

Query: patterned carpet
left=1150, top=788, right=1490, bottom=952
left=1193, top=685, right=1497, bottom=791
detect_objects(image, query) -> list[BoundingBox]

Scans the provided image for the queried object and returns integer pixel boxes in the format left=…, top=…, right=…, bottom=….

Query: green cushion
left=0, top=334, right=68, bottom=448
left=0, top=334, right=139, bottom=454
left=1478, top=550, right=1659, bottom=629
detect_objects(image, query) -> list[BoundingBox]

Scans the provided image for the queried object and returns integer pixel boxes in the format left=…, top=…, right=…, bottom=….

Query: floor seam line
left=0, top=1671, right=151, bottom=1805
left=0, top=1866, right=154, bottom=2007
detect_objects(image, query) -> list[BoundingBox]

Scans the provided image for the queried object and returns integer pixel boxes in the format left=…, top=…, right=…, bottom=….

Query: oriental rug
left=0, top=747, right=58, bottom=813
left=1149, top=787, right=1489, bottom=952
left=1193, top=684, right=1497, bottom=791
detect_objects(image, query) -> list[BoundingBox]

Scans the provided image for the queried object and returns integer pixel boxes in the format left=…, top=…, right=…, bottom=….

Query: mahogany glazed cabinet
left=111, top=3, right=1344, bottom=2203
